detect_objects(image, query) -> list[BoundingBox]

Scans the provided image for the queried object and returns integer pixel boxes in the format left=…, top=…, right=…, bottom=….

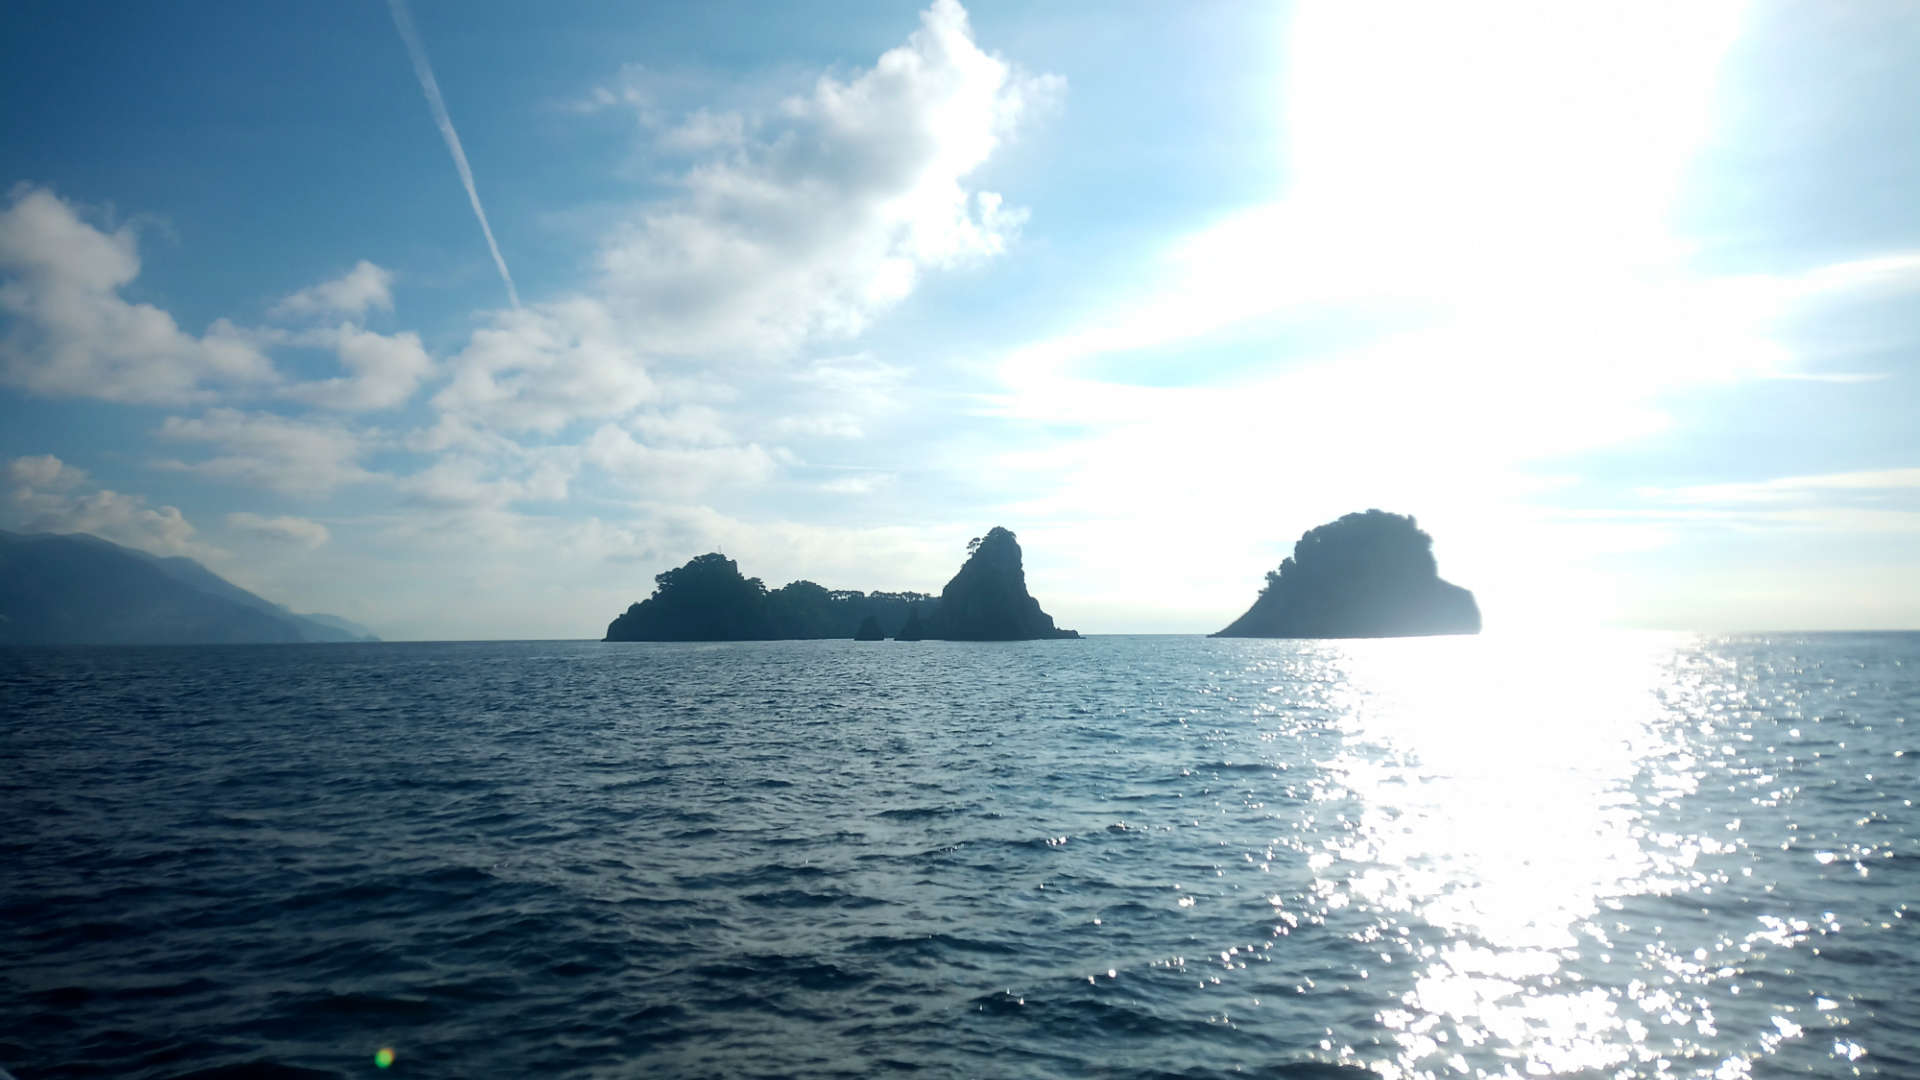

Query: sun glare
left=1322, top=633, right=1717, bottom=1075
left=1284, top=2, right=1746, bottom=267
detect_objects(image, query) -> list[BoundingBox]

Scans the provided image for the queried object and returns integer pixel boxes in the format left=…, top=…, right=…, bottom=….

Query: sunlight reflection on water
left=5, top=635, right=1911, bottom=1078
left=1317, top=634, right=1760, bottom=1078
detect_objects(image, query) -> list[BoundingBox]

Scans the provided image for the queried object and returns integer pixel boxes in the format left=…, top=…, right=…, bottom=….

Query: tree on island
left=604, top=554, right=938, bottom=641
left=1213, top=510, right=1480, bottom=638
left=605, top=553, right=776, bottom=641
left=767, top=580, right=839, bottom=638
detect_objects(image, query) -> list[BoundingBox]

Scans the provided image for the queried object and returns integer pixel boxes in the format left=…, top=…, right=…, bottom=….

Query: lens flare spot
left=374, top=1047, right=396, bottom=1069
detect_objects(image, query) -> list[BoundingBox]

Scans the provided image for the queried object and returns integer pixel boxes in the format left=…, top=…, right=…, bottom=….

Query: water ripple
left=2, top=633, right=1917, bottom=1077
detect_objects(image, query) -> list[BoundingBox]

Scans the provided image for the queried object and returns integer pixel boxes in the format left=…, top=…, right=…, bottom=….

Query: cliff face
left=924, top=527, right=1078, bottom=641
left=1213, top=510, right=1480, bottom=639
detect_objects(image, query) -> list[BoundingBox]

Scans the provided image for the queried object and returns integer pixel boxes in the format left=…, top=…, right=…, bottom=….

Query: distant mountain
left=295, top=612, right=380, bottom=641
left=1213, top=510, right=1480, bottom=639
left=0, top=530, right=378, bottom=645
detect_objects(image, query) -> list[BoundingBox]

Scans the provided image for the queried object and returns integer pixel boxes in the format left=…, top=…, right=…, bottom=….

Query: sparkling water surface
left=3, top=633, right=1916, bottom=1078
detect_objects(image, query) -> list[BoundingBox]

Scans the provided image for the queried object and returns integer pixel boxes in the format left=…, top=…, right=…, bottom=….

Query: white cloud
left=0, top=186, right=277, bottom=404
left=661, top=108, right=746, bottom=153
left=403, top=413, right=527, bottom=457
left=1641, top=467, right=1920, bottom=510
left=7, top=453, right=88, bottom=491
left=1777, top=252, right=1920, bottom=301
left=226, top=511, right=331, bottom=548
left=771, top=414, right=866, bottom=440
left=438, top=3, right=1055, bottom=444
left=156, top=408, right=375, bottom=496
left=435, top=297, right=658, bottom=433
left=592, top=0, right=1059, bottom=356
left=399, top=452, right=574, bottom=509
left=5, top=454, right=207, bottom=558
left=770, top=355, right=908, bottom=439
left=397, top=0, right=1064, bottom=511
left=583, top=423, right=779, bottom=497
left=629, top=405, right=734, bottom=446
left=284, top=324, right=434, bottom=411
left=817, top=472, right=894, bottom=496
left=565, top=62, right=657, bottom=119
left=270, top=260, right=396, bottom=319
left=391, top=419, right=584, bottom=513
left=22, top=489, right=201, bottom=554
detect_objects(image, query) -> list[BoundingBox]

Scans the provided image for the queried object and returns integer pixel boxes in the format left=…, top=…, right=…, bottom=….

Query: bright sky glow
left=2, top=1, right=1917, bottom=637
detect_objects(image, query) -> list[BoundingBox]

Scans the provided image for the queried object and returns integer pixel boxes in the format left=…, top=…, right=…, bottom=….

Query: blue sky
left=3, top=1, right=1918, bottom=638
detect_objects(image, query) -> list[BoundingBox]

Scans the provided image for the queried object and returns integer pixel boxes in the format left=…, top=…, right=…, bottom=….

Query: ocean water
left=2, top=633, right=1915, bottom=1079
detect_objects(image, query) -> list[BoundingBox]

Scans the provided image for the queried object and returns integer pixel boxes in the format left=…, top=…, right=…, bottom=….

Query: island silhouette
left=603, top=525, right=1078, bottom=641
left=600, top=553, right=934, bottom=641
left=922, top=526, right=1079, bottom=640
left=1213, top=509, right=1480, bottom=638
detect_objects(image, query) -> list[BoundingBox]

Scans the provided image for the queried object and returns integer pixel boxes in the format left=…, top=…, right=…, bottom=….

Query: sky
left=3, top=0, right=1918, bottom=639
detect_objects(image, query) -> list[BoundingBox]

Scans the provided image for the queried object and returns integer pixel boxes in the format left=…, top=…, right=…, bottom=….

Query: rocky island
left=919, top=526, right=1078, bottom=640
left=602, top=553, right=936, bottom=641
left=602, top=526, right=1077, bottom=642
left=1213, top=510, right=1480, bottom=638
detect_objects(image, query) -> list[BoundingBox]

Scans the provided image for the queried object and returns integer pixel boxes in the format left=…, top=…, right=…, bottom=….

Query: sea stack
left=853, top=615, right=885, bottom=641
left=1213, top=510, right=1480, bottom=638
left=924, top=526, right=1079, bottom=640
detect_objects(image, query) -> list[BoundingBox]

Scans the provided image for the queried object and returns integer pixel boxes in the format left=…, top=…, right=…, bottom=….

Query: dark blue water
left=3, top=633, right=1916, bottom=1078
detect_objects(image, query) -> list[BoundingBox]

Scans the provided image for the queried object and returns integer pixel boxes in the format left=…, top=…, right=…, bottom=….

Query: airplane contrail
left=387, top=0, right=520, bottom=309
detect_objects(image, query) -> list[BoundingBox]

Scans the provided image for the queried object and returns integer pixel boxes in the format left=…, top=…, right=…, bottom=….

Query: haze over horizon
left=3, top=1, right=1917, bottom=640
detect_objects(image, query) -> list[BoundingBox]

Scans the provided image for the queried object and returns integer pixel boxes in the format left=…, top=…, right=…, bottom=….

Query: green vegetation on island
left=603, top=526, right=1078, bottom=642
left=1213, top=510, right=1480, bottom=639
left=602, top=553, right=937, bottom=641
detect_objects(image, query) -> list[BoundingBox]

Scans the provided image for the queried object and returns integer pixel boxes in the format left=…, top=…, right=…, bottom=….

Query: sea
left=2, top=633, right=1915, bottom=1079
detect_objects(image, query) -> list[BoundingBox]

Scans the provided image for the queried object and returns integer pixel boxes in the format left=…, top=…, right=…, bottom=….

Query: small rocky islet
left=1212, top=510, right=1480, bottom=638
left=603, top=512, right=1480, bottom=642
